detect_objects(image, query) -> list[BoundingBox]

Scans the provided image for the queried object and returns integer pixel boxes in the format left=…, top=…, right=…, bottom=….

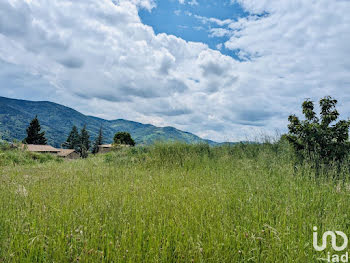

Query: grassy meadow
left=1, top=142, right=350, bottom=262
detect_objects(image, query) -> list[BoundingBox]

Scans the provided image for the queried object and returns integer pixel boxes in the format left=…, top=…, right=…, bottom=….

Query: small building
left=97, top=144, right=131, bottom=154
left=98, top=144, right=113, bottom=154
left=57, top=149, right=80, bottom=159
left=23, top=144, right=60, bottom=154
left=22, top=144, right=80, bottom=159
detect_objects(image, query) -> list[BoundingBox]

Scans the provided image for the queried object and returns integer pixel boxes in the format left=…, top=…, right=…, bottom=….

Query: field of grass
left=1, top=142, right=350, bottom=262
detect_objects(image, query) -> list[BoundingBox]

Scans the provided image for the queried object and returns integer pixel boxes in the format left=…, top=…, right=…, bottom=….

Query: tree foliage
left=286, top=96, right=350, bottom=163
left=23, top=116, right=47, bottom=145
left=80, top=125, right=90, bottom=158
left=63, top=126, right=80, bottom=151
left=63, top=125, right=90, bottom=158
left=92, top=126, right=103, bottom=154
left=114, top=132, right=135, bottom=146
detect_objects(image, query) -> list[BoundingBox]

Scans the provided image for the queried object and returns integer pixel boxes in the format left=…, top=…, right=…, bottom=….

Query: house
left=22, top=144, right=79, bottom=159
left=23, top=144, right=60, bottom=154
left=57, top=149, right=80, bottom=159
left=97, top=144, right=113, bottom=154
left=97, top=144, right=131, bottom=154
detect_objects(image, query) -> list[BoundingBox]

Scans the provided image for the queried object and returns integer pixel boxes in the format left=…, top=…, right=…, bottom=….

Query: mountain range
left=0, top=96, right=218, bottom=147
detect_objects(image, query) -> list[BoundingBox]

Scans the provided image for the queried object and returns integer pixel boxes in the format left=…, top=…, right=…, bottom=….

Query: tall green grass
left=0, top=144, right=62, bottom=167
left=0, top=142, right=349, bottom=262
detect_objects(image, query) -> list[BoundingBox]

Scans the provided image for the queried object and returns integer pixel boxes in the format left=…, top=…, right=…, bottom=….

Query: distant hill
left=0, top=96, right=217, bottom=147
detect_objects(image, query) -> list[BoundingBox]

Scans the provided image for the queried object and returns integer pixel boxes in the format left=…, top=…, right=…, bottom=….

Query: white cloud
left=174, top=9, right=181, bottom=16
left=188, top=0, right=199, bottom=6
left=0, top=0, right=350, bottom=142
left=209, top=28, right=232, bottom=38
left=216, top=43, right=223, bottom=50
left=193, top=14, right=234, bottom=26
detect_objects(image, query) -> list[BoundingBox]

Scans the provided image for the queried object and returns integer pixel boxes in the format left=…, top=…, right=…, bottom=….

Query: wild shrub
left=286, top=96, right=350, bottom=165
left=126, top=142, right=213, bottom=169
left=0, top=148, right=61, bottom=166
left=114, top=132, right=135, bottom=146
left=0, top=141, right=11, bottom=151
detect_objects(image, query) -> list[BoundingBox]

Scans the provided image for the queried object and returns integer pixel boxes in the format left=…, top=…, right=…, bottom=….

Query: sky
left=0, top=0, right=350, bottom=142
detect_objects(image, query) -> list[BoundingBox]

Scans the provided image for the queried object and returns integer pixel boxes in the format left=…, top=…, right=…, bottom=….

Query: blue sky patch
left=139, top=0, right=249, bottom=58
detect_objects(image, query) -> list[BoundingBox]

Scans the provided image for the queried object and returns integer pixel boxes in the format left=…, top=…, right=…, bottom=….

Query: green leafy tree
left=80, top=125, right=90, bottom=158
left=92, top=126, right=103, bottom=154
left=63, top=125, right=80, bottom=151
left=114, top=132, right=135, bottom=146
left=23, top=116, right=47, bottom=145
left=286, top=96, right=350, bottom=164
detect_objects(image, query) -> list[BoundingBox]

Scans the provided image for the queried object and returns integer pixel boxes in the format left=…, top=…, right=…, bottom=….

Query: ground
left=0, top=143, right=349, bottom=262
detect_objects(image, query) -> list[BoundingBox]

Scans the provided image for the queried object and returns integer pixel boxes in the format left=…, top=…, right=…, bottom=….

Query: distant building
left=97, top=144, right=113, bottom=154
left=57, top=149, right=80, bottom=159
left=22, top=144, right=79, bottom=159
left=97, top=144, right=130, bottom=154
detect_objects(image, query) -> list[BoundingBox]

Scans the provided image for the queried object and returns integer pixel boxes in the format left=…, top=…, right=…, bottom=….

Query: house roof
left=57, top=149, right=77, bottom=157
left=98, top=144, right=130, bottom=148
left=99, top=144, right=113, bottom=148
left=24, top=144, right=60, bottom=152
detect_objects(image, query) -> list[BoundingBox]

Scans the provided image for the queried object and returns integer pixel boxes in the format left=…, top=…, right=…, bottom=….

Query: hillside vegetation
left=0, top=142, right=349, bottom=262
left=0, top=96, right=216, bottom=147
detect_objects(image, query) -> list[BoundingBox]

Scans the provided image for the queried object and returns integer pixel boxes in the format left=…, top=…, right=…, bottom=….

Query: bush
left=113, top=132, right=135, bottom=146
left=144, top=142, right=212, bottom=169
left=286, top=96, right=350, bottom=164
left=0, top=148, right=62, bottom=166
left=0, top=141, right=12, bottom=151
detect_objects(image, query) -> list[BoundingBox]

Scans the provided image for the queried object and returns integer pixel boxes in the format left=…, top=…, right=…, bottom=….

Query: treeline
left=21, top=116, right=135, bottom=158
left=12, top=95, right=350, bottom=167
left=62, top=125, right=100, bottom=158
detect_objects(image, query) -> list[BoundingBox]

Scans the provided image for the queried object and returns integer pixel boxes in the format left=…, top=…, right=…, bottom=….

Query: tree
left=23, top=116, right=47, bottom=145
left=63, top=125, right=80, bottom=151
left=113, top=132, right=135, bottom=146
left=92, top=126, right=103, bottom=154
left=286, top=96, right=350, bottom=164
left=80, top=125, right=90, bottom=158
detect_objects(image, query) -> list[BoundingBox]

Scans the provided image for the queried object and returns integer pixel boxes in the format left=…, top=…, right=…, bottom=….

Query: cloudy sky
left=0, top=0, right=349, bottom=142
